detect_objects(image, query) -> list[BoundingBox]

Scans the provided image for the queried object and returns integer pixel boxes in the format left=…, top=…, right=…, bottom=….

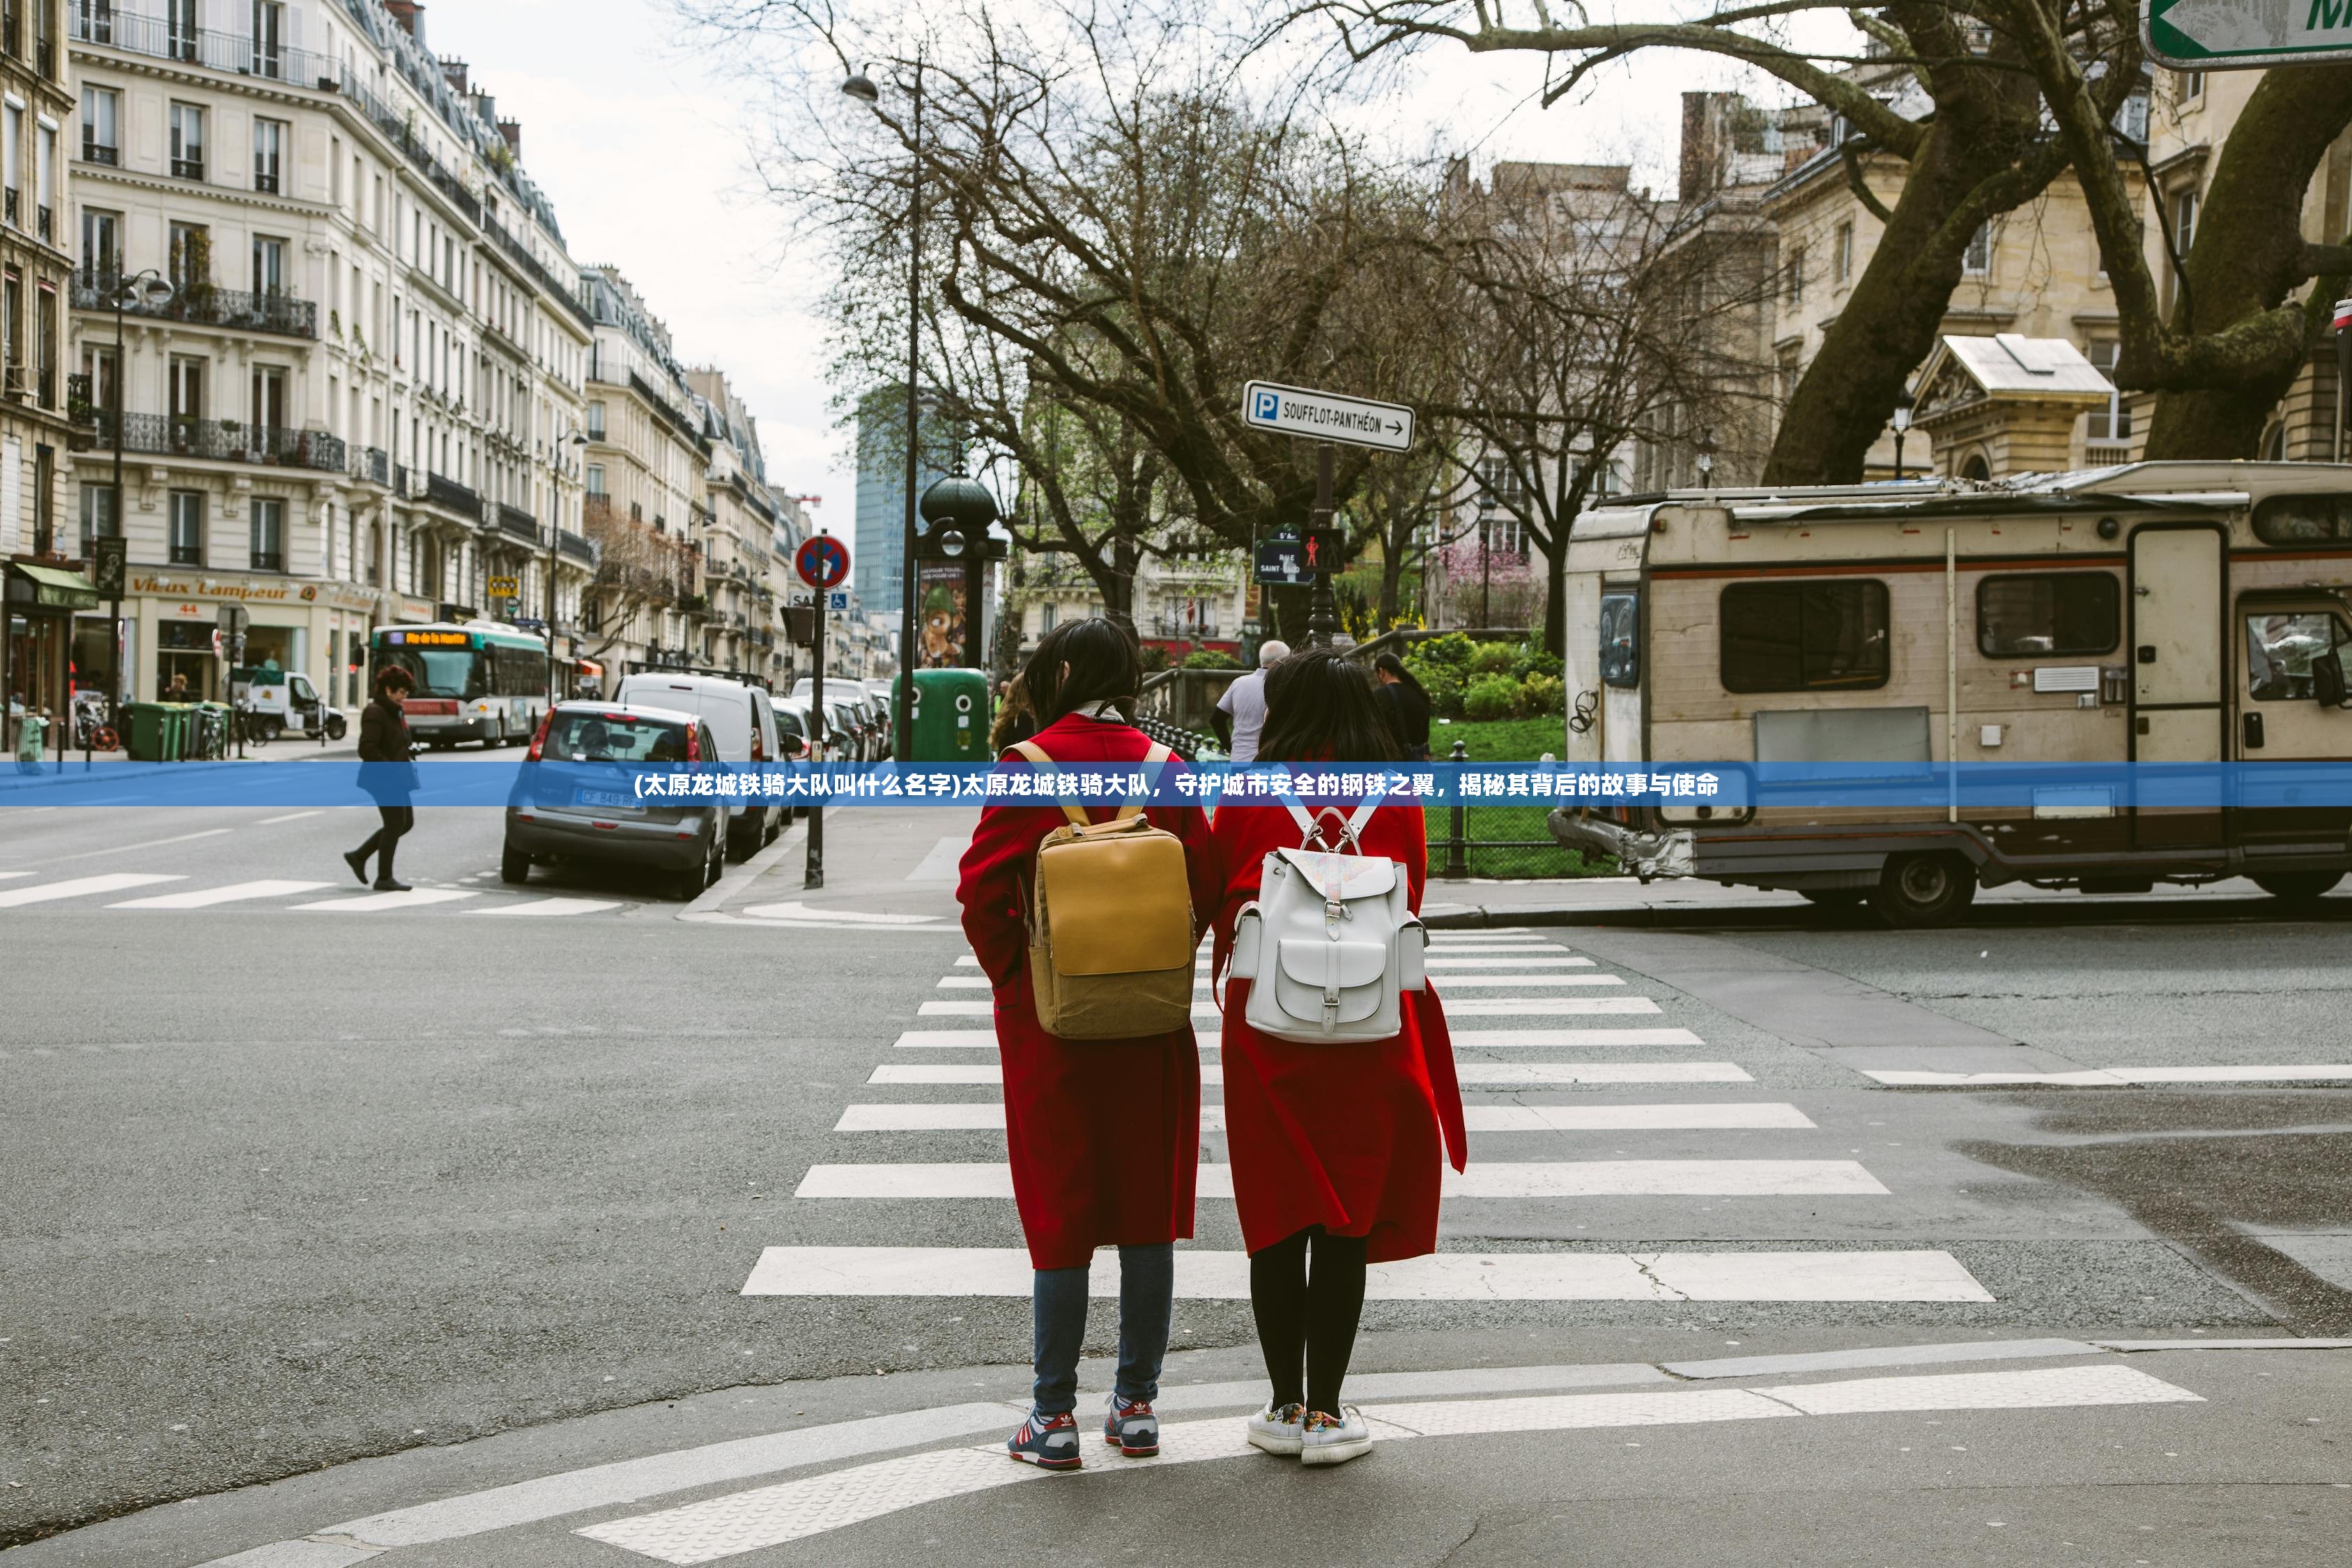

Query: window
left=1599, top=592, right=1640, bottom=688
left=80, top=206, right=117, bottom=279
left=249, top=498, right=284, bottom=572
left=36, top=284, right=53, bottom=406
left=251, top=1, right=286, bottom=79
left=169, top=102, right=203, bottom=180
left=586, top=399, right=606, bottom=439
left=1719, top=579, right=1891, bottom=692
left=584, top=463, right=604, bottom=495
left=2116, top=91, right=2150, bottom=145
left=78, top=85, right=116, bottom=165
left=1976, top=574, right=2121, bottom=657
left=81, top=1, right=116, bottom=47
left=164, top=0, right=196, bottom=61
left=6, top=103, right=22, bottom=222
left=1962, top=222, right=1992, bottom=275
left=2178, top=69, right=2205, bottom=104
left=1834, top=221, right=1854, bottom=284
left=252, top=235, right=284, bottom=295
left=253, top=118, right=285, bottom=194
left=250, top=365, right=286, bottom=431
left=1785, top=245, right=1806, bottom=305
left=168, top=222, right=208, bottom=290
left=2173, top=189, right=2199, bottom=255
left=2246, top=612, right=2343, bottom=702
left=169, top=354, right=205, bottom=424
left=169, top=490, right=204, bottom=565
left=2084, top=341, right=2131, bottom=444
left=36, top=121, right=52, bottom=234
left=77, top=482, right=115, bottom=555
left=2251, top=493, right=2352, bottom=543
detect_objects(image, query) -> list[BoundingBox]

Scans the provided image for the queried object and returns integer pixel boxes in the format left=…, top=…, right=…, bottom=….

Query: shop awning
left=6, top=563, right=100, bottom=612
left=576, top=659, right=604, bottom=676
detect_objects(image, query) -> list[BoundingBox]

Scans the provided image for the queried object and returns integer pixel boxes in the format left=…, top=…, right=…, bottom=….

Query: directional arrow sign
left=1242, top=379, right=1414, bottom=454
left=2145, top=0, right=2352, bottom=70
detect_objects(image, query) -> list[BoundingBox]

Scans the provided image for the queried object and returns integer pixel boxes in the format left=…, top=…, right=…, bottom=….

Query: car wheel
left=326, top=715, right=347, bottom=740
left=725, top=813, right=757, bottom=862
left=500, top=844, right=531, bottom=884
left=763, top=809, right=781, bottom=846
left=1868, top=852, right=1978, bottom=929
left=2252, top=871, right=2343, bottom=903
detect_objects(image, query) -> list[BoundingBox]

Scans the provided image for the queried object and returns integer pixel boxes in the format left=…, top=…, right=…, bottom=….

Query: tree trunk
left=2142, top=66, right=2352, bottom=459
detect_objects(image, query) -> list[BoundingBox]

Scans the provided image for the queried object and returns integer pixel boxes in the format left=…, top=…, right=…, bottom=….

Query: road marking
left=1664, top=1337, right=2102, bottom=1381
left=920, top=1001, right=993, bottom=1016
left=1419, top=942, right=1570, bottom=953
left=1867, top=1065, right=2352, bottom=1085
left=1428, top=997, right=1662, bottom=1015
left=794, top=1160, right=1886, bottom=1199
left=1193, top=974, right=1629, bottom=990
left=893, top=1029, right=999, bottom=1047
left=0, top=871, right=35, bottom=880
left=1424, top=956, right=1594, bottom=967
left=292, top=889, right=482, bottom=912
left=835, top=1102, right=1812, bottom=1134
left=109, top=879, right=332, bottom=909
left=1455, top=1063, right=1753, bottom=1084
left=1451, top=1027, right=1703, bottom=1046
left=738, top=900, right=943, bottom=925
left=935, top=976, right=992, bottom=989
left=0, top=873, right=183, bottom=907
left=258, top=810, right=324, bottom=824
left=472, top=898, right=627, bottom=917
left=741, top=1246, right=1985, bottom=1300
left=35, top=827, right=233, bottom=863
left=906, top=834, right=971, bottom=881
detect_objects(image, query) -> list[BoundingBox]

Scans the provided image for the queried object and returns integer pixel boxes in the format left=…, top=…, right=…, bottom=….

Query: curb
left=1420, top=893, right=2352, bottom=932
left=679, top=810, right=808, bottom=918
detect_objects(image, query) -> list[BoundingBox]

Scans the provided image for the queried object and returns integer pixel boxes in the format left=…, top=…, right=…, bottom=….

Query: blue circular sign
left=795, top=535, right=850, bottom=590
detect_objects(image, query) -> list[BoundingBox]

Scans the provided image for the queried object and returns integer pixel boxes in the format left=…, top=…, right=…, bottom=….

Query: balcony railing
left=72, top=7, right=333, bottom=87
left=3, top=190, right=14, bottom=226
left=352, top=445, right=390, bottom=486
left=72, top=270, right=317, bottom=339
left=171, top=157, right=204, bottom=182
left=81, top=137, right=117, bottom=167
left=75, top=410, right=346, bottom=473
left=495, top=503, right=538, bottom=543
left=422, top=472, right=482, bottom=520
left=36, top=203, right=49, bottom=243
left=335, top=64, right=481, bottom=226
left=558, top=530, right=597, bottom=564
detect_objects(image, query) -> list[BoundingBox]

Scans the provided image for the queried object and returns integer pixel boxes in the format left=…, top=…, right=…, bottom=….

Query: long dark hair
left=1021, top=619, right=1142, bottom=725
left=1256, top=648, right=1401, bottom=763
left=1374, top=652, right=1424, bottom=695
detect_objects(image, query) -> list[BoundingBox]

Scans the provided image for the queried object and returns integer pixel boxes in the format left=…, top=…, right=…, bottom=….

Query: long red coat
left=1206, top=791, right=1469, bottom=1263
left=955, top=713, right=1215, bottom=1270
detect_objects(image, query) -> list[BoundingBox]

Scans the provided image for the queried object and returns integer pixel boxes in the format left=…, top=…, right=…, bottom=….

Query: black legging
left=353, top=804, right=413, bottom=878
left=1248, top=1225, right=1368, bottom=1415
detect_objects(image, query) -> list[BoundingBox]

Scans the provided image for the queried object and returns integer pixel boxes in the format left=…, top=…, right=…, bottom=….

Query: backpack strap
left=1114, top=743, right=1174, bottom=823
left=1010, top=739, right=1173, bottom=827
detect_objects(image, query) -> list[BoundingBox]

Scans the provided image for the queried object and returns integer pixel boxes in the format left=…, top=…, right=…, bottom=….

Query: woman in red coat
left=955, top=619, right=1214, bottom=1470
left=1204, top=647, right=1468, bottom=1468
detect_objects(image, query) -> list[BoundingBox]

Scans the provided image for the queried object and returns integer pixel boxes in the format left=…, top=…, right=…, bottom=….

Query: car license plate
left=574, top=787, right=633, bottom=809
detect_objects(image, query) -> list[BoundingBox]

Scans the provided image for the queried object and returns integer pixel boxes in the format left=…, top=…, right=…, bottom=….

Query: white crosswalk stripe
left=866, top=1061, right=1760, bottom=1086
left=795, top=1160, right=1889, bottom=1199
left=293, top=888, right=482, bottom=912
left=833, top=1102, right=1813, bottom=1133
left=109, top=879, right=332, bottom=909
left=0, top=873, right=183, bottom=907
left=470, top=897, right=628, bottom=917
left=0, top=873, right=639, bottom=916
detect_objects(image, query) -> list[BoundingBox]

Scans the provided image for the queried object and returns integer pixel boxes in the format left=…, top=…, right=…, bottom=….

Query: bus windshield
left=378, top=645, right=478, bottom=698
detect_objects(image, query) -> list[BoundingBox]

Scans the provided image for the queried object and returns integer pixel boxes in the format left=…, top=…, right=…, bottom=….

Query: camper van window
left=1720, top=580, right=1891, bottom=693
left=2245, top=613, right=2342, bottom=701
left=1599, top=593, right=1640, bottom=688
left=1976, top=574, right=2121, bottom=657
left=2251, top=494, right=2352, bottom=544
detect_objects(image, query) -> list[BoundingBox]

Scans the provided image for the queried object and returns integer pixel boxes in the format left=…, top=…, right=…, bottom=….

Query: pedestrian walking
left=1211, top=638, right=1289, bottom=764
left=1373, top=652, right=1433, bottom=762
left=955, top=619, right=1215, bottom=1470
left=1204, top=647, right=1468, bottom=1466
left=987, top=674, right=1038, bottom=753
left=344, top=666, right=420, bottom=892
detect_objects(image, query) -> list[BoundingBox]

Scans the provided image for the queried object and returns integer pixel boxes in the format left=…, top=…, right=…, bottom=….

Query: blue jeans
left=1031, top=1243, right=1174, bottom=1416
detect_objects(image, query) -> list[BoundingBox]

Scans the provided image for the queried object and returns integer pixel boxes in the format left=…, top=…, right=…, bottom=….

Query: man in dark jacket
left=345, top=666, right=419, bottom=891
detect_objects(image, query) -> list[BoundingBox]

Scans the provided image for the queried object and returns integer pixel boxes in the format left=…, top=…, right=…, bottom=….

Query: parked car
left=824, top=694, right=870, bottom=761
left=613, top=672, right=784, bottom=859
left=503, top=702, right=727, bottom=901
left=861, top=679, right=898, bottom=753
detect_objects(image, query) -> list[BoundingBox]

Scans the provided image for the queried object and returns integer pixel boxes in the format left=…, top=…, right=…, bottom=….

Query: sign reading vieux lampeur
left=1240, top=380, right=1415, bottom=453
left=2144, top=0, right=2352, bottom=70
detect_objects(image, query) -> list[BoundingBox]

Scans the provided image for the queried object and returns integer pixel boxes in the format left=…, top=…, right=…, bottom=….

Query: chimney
left=440, top=56, right=468, bottom=96
left=471, top=91, right=497, bottom=125
left=384, top=1, right=423, bottom=40
left=498, top=118, right=522, bottom=159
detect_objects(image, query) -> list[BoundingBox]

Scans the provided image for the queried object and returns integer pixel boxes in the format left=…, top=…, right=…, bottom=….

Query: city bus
left=1549, top=461, right=2352, bottom=925
left=370, top=622, right=551, bottom=749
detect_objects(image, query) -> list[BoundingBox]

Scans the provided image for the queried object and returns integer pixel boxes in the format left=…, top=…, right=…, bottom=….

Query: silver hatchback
left=502, top=702, right=728, bottom=901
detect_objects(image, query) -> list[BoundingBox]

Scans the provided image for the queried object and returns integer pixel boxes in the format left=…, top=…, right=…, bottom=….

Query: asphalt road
left=2, top=797, right=2348, bottom=1562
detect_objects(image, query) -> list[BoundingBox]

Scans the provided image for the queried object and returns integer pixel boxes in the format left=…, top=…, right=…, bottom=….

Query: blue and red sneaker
left=1006, top=1408, right=1082, bottom=1470
left=1103, top=1395, right=1160, bottom=1456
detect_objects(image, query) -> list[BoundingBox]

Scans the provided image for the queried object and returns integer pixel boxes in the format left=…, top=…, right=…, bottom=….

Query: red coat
left=1206, top=790, right=1468, bottom=1263
left=955, top=713, right=1215, bottom=1270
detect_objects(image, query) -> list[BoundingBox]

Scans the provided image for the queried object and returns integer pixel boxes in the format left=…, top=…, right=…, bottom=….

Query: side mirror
left=785, top=733, right=809, bottom=760
left=2317, top=648, right=2349, bottom=709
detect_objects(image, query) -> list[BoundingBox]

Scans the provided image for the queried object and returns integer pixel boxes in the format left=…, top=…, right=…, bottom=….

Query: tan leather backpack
left=1010, top=740, right=1194, bottom=1038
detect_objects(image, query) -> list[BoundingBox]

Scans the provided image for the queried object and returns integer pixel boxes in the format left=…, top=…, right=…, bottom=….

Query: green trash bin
left=125, top=702, right=169, bottom=762
left=162, top=702, right=192, bottom=761
left=898, top=668, right=992, bottom=762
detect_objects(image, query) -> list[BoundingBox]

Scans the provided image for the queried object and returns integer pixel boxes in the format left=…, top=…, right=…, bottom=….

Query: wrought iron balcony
left=557, top=530, right=597, bottom=565
left=422, top=471, right=482, bottom=521
left=75, top=410, right=347, bottom=473
left=3, top=189, right=13, bottom=226
left=72, top=6, right=332, bottom=86
left=495, top=503, right=539, bottom=543
left=352, top=445, right=390, bottom=487
left=80, top=137, right=117, bottom=167
left=36, top=203, right=49, bottom=242
left=171, top=157, right=204, bottom=182
left=72, top=270, right=317, bottom=339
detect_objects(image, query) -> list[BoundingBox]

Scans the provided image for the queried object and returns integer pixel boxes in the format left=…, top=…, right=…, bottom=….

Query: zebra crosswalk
left=0, top=868, right=627, bottom=916
left=743, top=928, right=1999, bottom=1306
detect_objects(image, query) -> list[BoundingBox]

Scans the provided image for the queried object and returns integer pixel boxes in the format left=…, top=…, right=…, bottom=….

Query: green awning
left=8, top=564, right=101, bottom=611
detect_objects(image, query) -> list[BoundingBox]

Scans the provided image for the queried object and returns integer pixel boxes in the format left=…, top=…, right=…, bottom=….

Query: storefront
left=5, top=562, right=99, bottom=752
left=122, top=569, right=381, bottom=709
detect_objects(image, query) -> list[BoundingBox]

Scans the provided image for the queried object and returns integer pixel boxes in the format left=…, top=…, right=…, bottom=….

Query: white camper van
left=1549, top=462, right=2352, bottom=925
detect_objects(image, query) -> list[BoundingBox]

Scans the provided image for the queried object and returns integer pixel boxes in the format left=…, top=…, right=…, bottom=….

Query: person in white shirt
left=1213, top=640, right=1290, bottom=764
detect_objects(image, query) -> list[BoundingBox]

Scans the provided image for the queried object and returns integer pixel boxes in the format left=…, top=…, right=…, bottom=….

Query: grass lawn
left=1421, top=715, right=1616, bottom=880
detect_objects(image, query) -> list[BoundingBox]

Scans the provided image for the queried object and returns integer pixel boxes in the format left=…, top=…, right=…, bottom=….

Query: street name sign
left=795, top=535, right=850, bottom=590
left=2145, top=0, right=2352, bottom=70
left=1242, top=380, right=1415, bottom=453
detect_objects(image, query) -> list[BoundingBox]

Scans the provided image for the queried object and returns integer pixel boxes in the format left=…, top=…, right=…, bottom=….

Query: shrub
left=1414, top=662, right=1467, bottom=718
left=1518, top=672, right=1565, bottom=717
left=1512, top=643, right=1564, bottom=682
left=1181, top=648, right=1241, bottom=670
left=1468, top=640, right=1518, bottom=676
left=1137, top=644, right=1171, bottom=674
left=1463, top=673, right=1521, bottom=722
left=1411, top=632, right=1477, bottom=670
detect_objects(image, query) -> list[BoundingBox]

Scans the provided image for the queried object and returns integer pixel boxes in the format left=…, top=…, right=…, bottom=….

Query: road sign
left=795, top=535, right=850, bottom=590
left=486, top=576, right=519, bottom=600
left=1254, top=530, right=1348, bottom=585
left=1241, top=379, right=1414, bottom=453
left=788, top=589, right=815, bottom=607
left=91, top=537, right=126, bottom=596
left=215, top=604, right=249, bottom=633
left=2144, top=0, right=2352, bottom=70
left=828, top=590, right=851, bottom=610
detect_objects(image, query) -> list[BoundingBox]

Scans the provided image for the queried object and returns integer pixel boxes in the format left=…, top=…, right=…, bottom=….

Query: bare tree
left=583, top=498, right=695, bottom=662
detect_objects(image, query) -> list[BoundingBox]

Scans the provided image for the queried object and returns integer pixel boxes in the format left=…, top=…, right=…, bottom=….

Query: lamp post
left=555, top=430, right=587, bottom=701
left=109, top=270, right=174, bottom=718
left=1891, top=390, right=1914, bottom=480
left=843, top=56, right=923, bottom=764
left=1477, top=492, right=1496, bottom=630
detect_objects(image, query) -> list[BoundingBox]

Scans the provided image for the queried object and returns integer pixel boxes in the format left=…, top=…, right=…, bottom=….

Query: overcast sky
left=428, top=1, right=1836, bottom=529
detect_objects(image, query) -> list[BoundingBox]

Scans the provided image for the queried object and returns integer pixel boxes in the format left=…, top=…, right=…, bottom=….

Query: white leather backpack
left=1228, top=794, right=1426, bottom=1043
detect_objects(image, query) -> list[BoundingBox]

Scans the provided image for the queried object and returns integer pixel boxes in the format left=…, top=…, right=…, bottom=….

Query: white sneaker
left=1299, top=1405, right=1373, bottom=1466
left=1245, top=1399, right=1305, bottom=1456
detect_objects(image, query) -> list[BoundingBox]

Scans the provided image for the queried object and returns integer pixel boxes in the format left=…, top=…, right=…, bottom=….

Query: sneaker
left=1006, top=1408, right=1082, bottom=1470
left=1103, top=1395, right=1160, bottom=1456
left=1245, top=1400, right=1305, bottom=1457
left=1299, top=1406, right=1373, bottom=1467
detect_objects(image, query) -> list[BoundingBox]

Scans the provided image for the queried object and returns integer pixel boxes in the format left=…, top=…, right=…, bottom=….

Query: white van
left=613, top=672, right=783, bottom=859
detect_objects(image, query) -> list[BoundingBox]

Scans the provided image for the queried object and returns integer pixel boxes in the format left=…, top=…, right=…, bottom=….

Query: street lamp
left=1695, top=429, right=1716, bottom=491
left=1891, top=389, right=1914, bottom=480
left=1477, top=492, right=1497, bottom=630
left=844, top=56, right=923, bottom=764
left=109, top=270, right=174, bottom=720
left=555, top=429, right=587, bottom=700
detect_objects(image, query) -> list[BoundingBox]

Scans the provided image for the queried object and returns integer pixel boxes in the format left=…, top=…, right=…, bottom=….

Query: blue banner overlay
left=5, top=759, right=2352, bottom=810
